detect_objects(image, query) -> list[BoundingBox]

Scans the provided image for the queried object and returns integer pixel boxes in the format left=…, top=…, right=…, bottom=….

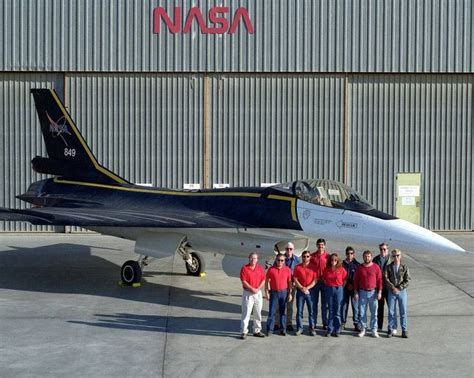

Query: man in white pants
left=240, top=252, right=266, bottom=339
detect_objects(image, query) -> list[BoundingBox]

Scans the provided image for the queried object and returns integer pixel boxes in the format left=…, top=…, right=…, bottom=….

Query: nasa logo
left=153, top=6, right=254, bottom=34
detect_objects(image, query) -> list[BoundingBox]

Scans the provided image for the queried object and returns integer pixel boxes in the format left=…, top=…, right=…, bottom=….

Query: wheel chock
left=132, top=282, right=141, bottom=288
left=199, top=272, right=206, bottom=278
left=117, top=281, right=141, bottom=288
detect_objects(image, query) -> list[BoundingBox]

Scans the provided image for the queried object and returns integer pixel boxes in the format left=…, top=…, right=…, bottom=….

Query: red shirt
left=309, top=251, right=329, bottom=280
left=353, top=263, right=382, bottom=291
left=240, top=264, right=265, bottom=290
left=266, top=265, right=292, bottom=291
left=323, top=267, right=347, bottom=287
left=293, top=264, right=317, bottom=287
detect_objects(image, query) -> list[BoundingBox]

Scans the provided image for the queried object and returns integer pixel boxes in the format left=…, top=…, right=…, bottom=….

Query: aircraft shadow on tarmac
left=69, top=313, right=241, bottom=338
left=0, top=243, right=242, bottom=314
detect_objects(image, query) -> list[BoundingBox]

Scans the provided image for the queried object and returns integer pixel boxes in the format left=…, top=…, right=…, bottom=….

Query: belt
left=270, top=289, right=288, bottom=293
left=360, top=288, right=376, bottom=291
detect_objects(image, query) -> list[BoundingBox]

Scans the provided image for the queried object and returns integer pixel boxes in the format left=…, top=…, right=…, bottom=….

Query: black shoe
left=342, top=323, right=346, bottom=330
left=266, top=331, right=272, bottom=337
left=280, top=330, right=287, bottom=336
left=240, top=333, right=247, bottom=340
left=387, top=330, right=393, bottom=338
left=325, top=332, right=331, bottom=337
left=354, top=325, right=361, bottom=332
left=274, top=325, right=280, bottom=331
left=331, top=332, right=338, bottom=337
left=323, top=324, right=328, bottom=330
left=253, top=332, right=265, bottom=338
left=287, top=324, right=294, bottom=332
left=402, top=331, right=408, bottom=338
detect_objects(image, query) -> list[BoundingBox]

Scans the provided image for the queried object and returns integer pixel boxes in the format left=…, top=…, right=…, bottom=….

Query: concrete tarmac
left=0, top=232, right=472, bottom=377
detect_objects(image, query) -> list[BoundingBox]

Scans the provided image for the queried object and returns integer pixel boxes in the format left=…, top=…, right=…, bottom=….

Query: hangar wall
left=0, top=0, right=472, bottom=231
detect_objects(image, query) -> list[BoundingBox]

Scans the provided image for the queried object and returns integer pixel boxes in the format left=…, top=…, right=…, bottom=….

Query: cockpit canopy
left=273, top=179, right=374, bottom=212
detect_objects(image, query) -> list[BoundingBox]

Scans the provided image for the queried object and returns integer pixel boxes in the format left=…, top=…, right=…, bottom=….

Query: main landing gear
left=120, top=256, right=152, bottom=286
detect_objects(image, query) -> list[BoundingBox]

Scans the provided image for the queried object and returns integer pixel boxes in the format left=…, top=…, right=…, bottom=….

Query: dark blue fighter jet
left=0, top=89, right=465, bottom=285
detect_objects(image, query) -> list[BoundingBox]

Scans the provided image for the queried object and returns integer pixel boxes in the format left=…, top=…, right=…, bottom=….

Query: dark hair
left=316, top=238, right=326, bottom=245
left=345, top=246, right=354, bottom=253
left=326, top=253, right=342, bottom=269
left=301, top=250, right=311, bottom=257
left=379, top=242, right=388, bottom=248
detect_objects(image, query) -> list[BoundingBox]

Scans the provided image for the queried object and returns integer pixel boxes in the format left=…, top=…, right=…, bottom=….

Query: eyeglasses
left=302, top=255, right=310, bottom=259
left=380, top=248, right=388, bottom=251
left=392, top=255, right=401, bottom=258
left=277, top=259, right=285, bottom=262
left=346, top=252, right=354, bottom=255
left=285, top=248, right=293, bottom=250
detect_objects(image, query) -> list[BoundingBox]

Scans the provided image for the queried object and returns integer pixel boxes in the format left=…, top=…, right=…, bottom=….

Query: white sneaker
left=358, top=329, right=366, bottom=337
left=373, top=331, right=380, bottom=338
left=392, top=329, right=398, bottom=335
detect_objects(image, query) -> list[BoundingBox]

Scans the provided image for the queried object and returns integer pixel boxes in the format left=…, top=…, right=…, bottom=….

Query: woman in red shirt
left=323, top=253, right=347, bottom=337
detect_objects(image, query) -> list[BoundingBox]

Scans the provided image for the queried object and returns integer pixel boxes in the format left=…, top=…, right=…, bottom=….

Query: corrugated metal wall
left=1, top=0, right=472, bottom=73
left=210, top=75, right=345, bottom=186
left=348, top=74, right=473, bottom=230
left=0, top=73, right=63, bottom=231
left=66, top=74, right=204, bottom=188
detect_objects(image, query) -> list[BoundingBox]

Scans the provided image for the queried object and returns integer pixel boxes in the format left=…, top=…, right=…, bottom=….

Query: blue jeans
left=296, top=289, right=315, bottom=331
left=311, top=281, right=328, bottom=326
left=342, top=288, right=359, bottom=326
left=325, top=286, right=344, bottom=334
left=358, top=289, right=378, bottom=332
left=388, top=289, right=408, bottom=331
left=266, top=290, right=288, bottom=332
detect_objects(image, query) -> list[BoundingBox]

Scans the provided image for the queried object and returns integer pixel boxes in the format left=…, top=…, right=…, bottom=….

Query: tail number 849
left=64, top=148, right=76, bottom=157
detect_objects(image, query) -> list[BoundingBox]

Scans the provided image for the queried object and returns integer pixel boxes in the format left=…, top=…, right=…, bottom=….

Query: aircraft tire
left=185, top=252, right=206, bottom=276
left=121, top=260, right=142, bottom=285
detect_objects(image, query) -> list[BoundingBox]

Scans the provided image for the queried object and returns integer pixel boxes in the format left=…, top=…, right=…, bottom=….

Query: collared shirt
left=240, top=264, right=265, bottom=290
left=342, top=258, right=360, bottom=283
left=373, top=254, right=390, bottom=273
left=309, top=251, right=329, bottom=280
left=285, top=254, right=300, bottom=273
left=353, top=263, right=382, bottom=292
left=266, top=265, right=292, bottom=291
left=293, top=263, right=316, bottom=287
left=323, top=266, right=347, bottom=287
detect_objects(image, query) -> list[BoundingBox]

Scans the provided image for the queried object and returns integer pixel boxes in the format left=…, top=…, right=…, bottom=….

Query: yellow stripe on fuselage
left=53, top=178, right=298, bottom=221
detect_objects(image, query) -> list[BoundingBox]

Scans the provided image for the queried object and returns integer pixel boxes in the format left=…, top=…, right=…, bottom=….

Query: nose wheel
left=185, top=251, right=205, bottom=276
left=121, top=260, right=142, bottom=285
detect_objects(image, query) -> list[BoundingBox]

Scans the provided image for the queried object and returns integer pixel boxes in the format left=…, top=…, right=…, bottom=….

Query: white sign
left=401, top=196, right=416, bottom=206
left=184, top=183, right=201, bottom=190
left=213, top=183, right=230, bottom=189
left=328, top=188, right=340, bottom=196
left=398, top=185, right=420, bottom=197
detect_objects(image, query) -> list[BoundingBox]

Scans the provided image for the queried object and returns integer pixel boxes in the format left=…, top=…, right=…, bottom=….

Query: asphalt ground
left=0, top=232, right=472, bottom=377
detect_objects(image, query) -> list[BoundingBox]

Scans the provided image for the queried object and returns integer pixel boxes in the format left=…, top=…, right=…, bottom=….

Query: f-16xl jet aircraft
left=0, top=89, right=465, bottom=285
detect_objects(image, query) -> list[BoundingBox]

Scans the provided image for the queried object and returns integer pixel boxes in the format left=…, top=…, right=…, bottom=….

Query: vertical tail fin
left=30, top=88, right=127, bottom=185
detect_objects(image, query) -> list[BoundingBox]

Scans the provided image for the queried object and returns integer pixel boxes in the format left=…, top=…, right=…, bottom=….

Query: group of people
left=239, top=239, right=411, bottom=339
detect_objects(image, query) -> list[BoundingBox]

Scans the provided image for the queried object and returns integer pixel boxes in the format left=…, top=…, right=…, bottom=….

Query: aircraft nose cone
left=384, top=219, right=465, bottom=253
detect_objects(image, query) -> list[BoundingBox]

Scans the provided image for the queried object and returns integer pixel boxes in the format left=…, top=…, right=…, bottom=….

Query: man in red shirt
left=239, top=252, right=266, bottom=339
left=293, top=251, right=317, bottom=335
left=354, top=250, right=383, bottom=338
left=265, top=254, right=293, bottom=336
left=309, top=238, right=330, bottom=329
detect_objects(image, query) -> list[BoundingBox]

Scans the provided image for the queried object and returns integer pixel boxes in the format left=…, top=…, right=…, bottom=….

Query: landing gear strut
left=177, top=239, right=206, bottom=276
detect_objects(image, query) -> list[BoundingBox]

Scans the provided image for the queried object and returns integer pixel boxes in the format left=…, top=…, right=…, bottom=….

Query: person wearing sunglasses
left=373, top=242, right=390, bottom=331
left=273, top=242, right=300, bottom=332
left=265, top=253, right=293, bottom=336
left=239, top=252, right=266, bottom=339
left=383, top=249, right=411, bottom=338
left=322, top=253, right=347, bottom=337
left=342, top=246, right=361, bottom=332
left=293, top=251, right=317, bottom=335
